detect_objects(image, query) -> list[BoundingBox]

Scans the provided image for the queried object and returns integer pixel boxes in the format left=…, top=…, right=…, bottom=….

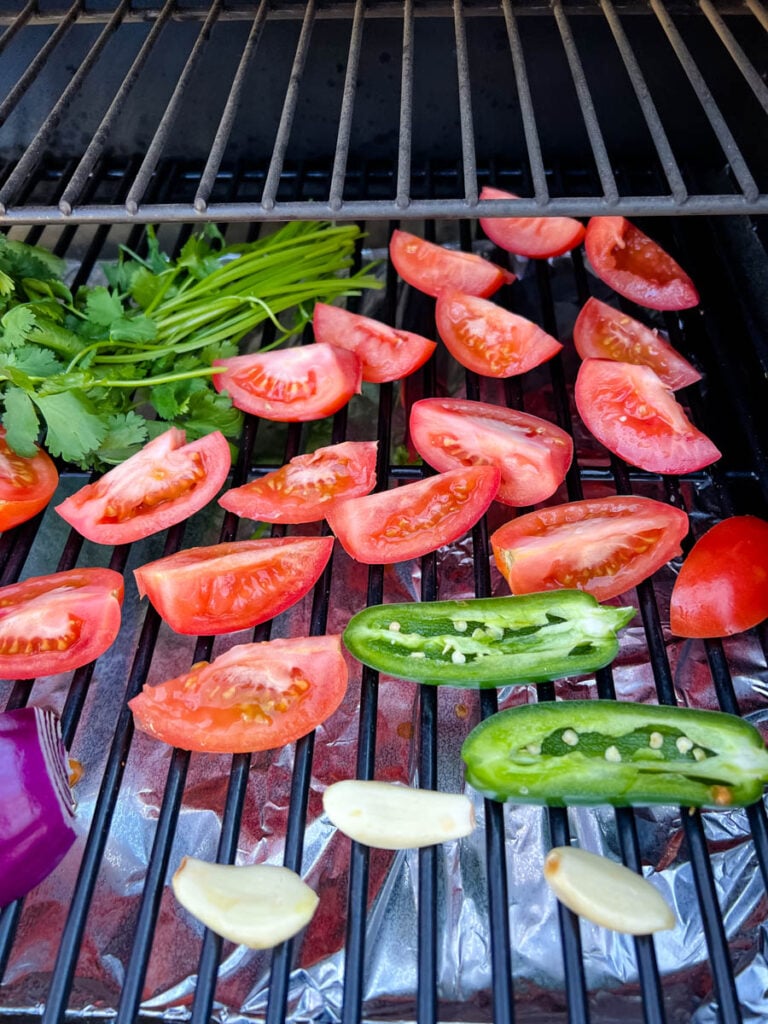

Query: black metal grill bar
left=0, top=0, right=36, bottom=60
left=699, top=0, right=768, bottom=113
left=329, top=0, right=365, bottom=211
left=396, top=0, right=415, bottom=208
left=452, top=0, right=479, bottom=204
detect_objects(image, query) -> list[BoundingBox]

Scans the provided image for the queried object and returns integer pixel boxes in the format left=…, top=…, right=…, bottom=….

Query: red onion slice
left=0, top=706, right=77, bottom=907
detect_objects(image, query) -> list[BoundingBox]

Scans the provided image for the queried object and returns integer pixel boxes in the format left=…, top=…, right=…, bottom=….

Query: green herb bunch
left=0, top=222, right=380, bottom=469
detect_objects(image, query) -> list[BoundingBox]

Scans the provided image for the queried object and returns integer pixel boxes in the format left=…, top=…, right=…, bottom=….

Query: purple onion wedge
left=0, top=706, right=77, bottom=907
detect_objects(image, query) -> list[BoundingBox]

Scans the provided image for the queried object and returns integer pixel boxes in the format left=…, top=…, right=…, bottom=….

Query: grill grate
left=0, top=154, right=767, bottom=1023
left=0, top=1, right=765, bottom=221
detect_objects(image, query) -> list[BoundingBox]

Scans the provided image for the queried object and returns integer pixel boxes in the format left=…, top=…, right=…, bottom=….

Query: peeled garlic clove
left=172, top=857, right=319, bottom=949
left=323, top=779, right=476, bottom=849
left=543, top=846, right=676, bottom=935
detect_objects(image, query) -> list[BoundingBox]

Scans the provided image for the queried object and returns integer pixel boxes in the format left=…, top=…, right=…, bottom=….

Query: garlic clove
left=323, top=779, right=476, bottom=849
left=543, top=845, right=676, bottom=935
left=172, top=857, right=319, bottom=949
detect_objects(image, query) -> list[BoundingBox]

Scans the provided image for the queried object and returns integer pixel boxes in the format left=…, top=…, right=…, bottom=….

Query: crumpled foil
left=1, top=234, right=767, bottom=1023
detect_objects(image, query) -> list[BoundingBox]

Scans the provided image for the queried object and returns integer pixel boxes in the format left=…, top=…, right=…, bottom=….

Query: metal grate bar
left=59, top=0, right=175, bottom=216
left=261, top=0, right=317, bottom=210
left=649, top=0, right=759, bottom=201
left=743, top=0, right=768, bottom=33
left=329, top=0, right=366, bottom=211
left=194, top=0, right=270, bottom=213
left=453, top=0, right=479, bottom=204
left=500, top=0, right=549, bottom=203
left=0, top=0, right=131, bottom=215
left=699, top=0, right=768, bottom=113
left=551, top=0, right=619, bottom=204
left=125, top=0, right=225, bottom=215
left=396, top=0, right=415, bottom=208
left=0, top=0, right=36, bottom=60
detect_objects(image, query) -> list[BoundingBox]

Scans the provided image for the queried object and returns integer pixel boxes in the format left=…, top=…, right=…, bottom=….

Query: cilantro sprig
left=0, top=223, right=380, bottom=469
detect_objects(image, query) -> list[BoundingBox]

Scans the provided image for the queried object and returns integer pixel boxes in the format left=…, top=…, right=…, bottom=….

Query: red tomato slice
left=573, top=297, right=701, bottom=391
left=409, top=398, right=573, bottom=507
left=219, top=441, right=378, bottom=524
left=56, top=428, right=231, bottom=546
left=435, top=290, right=562, bottom=378
left=134, top=536, right=334, bottom=635
left=213, top=344, right=362, bottom=422
left=670, top=516, right=768, bottom=638
left=478, top=186, right=586, bottom=259
left=326, top=465, right=500, bottom=564
left=312, top=303, right=436, bottom=384
left=0, top=567, right=124, bottom=679
left=389, top=230, right=515, bottom=299
left=584, top=217, right=699, bottom=311
left=129, top=635, right=348, bottom=753
left=0, top=428, right=59, bottom=532
left=491, top=496, right=689, bottom=601
left=574, top=359, right=720, bottom=475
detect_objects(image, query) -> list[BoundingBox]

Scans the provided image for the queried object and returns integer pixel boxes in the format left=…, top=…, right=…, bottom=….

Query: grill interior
left=1, top=3, right=768, bottom=1024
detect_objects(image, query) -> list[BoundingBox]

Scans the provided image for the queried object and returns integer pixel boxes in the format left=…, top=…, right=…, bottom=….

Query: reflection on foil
left=1, top=243, right=767, bottom=1024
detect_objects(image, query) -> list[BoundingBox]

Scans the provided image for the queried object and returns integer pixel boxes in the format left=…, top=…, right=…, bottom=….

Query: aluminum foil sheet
left=1, top=237, right=767, bottom=1023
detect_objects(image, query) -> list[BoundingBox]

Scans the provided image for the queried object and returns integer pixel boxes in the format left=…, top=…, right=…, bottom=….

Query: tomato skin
left=584, top=217, right=699, bottom=311
left=478, top=186, right=586, bottom=259
left=0, top=428, right=59, bottom=532
left=491, top=496, right=689, bottom=601
left=129, top=635, right=348, bottom=754
left=312, top=303, right=436, bottom=384
left=0, top=567, right=124, bottom=679
left=409, top=398, right=573, bottom=507
left=219, top=441, right=378, bottom=524
left=435, top=290, right=562, bottom=378
left=573, top=297, right=701, bottom=391
left=213, top=344, right=362, bottom=422
left=389, top=230, right=515, bottom=299
left=670, top=516, right=768, bottom=637
left=326, top=465, right=501, bottom=564
left=134, top=536, right=335, bottom=635
left=574, top=359, right=720, bottom=475
left=56, top=428, right=231, bottom=545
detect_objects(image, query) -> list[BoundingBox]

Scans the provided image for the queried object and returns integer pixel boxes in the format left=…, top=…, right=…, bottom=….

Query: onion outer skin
left=0, top=706, right=77, bottom=907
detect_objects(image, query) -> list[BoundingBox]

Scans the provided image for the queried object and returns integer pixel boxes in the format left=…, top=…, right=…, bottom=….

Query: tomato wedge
left=129, top=635, right=348, bottom=753
left=491, top=496, right=689, bottom=602
left=312, top=303, right=436, bottom=384
left=213, top=344, right=362, bottom=422
left=389, top=230, right=515, bottom=299
left=670, top=516, right=768, bottom=638
left=573, top=297, right=701, bottom=391
left=435, top=290, right=562, bottom=378
left=0, top=567, right=124, bottom=679
left=478, top=186, right=586, bottom=259
left=56, top=428, right=231, bottom=545
left=326, top=465, right=500, bottom=564
left=219, top=441, right=378, bottom=524
left=409, top=398, right=573, bottom=507
left=584, top=217, right=699, bottom=311
left=0, top=427, right=59, bottom=532
left=134, top=536, right=335, bottom=635
left=574, top=359, right=720, bottom=475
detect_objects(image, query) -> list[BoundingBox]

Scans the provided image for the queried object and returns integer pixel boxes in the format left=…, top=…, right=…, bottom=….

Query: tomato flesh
left=0, top=567, right=124, bottom=679
left=56, top=428, right=231, bottom=545
left=409, top=398, right=572, bottom=507
left=312, top=303, right=436, bottom=384
left=0, top=428, right=59, bottom=532
left=670, top=515, right=768, bottom=637
left=213, top=344, right=362, bottom=422
left=478, top=186, right=586, bottom=259
left=435, top=290, right=562, bottom=378
left=134, top=536, right=335, bottom=635
left=575, top=359, right=720, bottom=475
left=389, top=230, right=515, bottom=299
left=219, top=441, right=378, bottom=524
left=584, top=217, right=699, bottom=311
left=491, top=496, right=689, bottom=601
left=326, top=465, right=500, bottom=564
left=129, top=635, right=348, bottom=753
left=573, top=297, right=701, bottom=391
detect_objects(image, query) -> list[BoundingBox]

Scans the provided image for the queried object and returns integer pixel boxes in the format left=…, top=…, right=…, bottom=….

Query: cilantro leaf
left=92, top=411, right=148, bottom=465
left=1, top=305, right=38, bottom=347
left=2, top=344, right=64, bottom=377
left=2, top=387, right=41, bottom=457
left=32, top=391, right=107, bottom=463
left=84, top=286, right=124, bottom=327
left=109, top=314, right=157, bottom=344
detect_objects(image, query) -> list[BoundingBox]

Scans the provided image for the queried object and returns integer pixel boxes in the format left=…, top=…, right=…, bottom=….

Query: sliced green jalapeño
left=342, top=592, right=634, bottom=688
left=461, top=700, right=768, bottom=809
